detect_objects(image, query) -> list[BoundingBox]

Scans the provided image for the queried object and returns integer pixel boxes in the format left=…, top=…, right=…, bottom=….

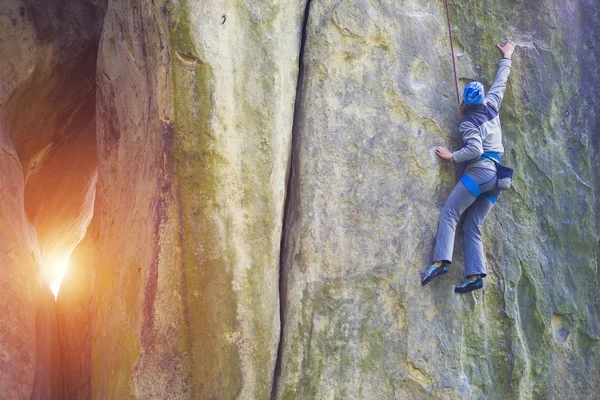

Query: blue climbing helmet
left=462, top=81, right=485, bottom=105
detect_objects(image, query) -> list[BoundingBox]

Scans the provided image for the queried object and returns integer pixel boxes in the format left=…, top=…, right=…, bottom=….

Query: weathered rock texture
left=2, top=0, right=599, bottom=399
left=276, top=0, right=600, bottom=399
left=0, top=129, right=55, bottom=399
left=59, top=0, right=305, bottom=398
left=0, top=0, right=104, bottom=397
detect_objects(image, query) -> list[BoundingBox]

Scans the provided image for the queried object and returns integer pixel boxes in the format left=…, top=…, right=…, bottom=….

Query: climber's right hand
left=435, top=146, right=453, bottom=161
left=496, top=39, right=515, bottom=59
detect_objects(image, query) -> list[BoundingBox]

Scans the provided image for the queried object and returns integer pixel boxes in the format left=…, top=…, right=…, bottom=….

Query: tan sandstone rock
left=2, top=0, right=599, bottom=399
left=59, top=0, right=305, bottom=398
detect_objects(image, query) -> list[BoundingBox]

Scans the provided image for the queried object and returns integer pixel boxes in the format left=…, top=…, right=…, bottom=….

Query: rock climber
left=421, top=39, right=516, bottom=293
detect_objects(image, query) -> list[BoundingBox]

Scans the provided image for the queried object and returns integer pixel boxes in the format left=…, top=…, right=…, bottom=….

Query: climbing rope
left=444, top=0, right=460, bottom=107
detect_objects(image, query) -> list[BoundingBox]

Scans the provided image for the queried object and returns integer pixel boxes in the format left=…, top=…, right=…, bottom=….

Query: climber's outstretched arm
left=485, top=39, right=515, bottom=111
left=485, top=40, right=515, bottom=111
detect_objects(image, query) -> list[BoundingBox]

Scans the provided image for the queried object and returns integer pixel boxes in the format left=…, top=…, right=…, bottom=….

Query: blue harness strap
left=467, top=151, right=501, bottom=164
left=484, top=194, right=498, bottom=204
left=460, top=174, right=482, bottom=197
left=460, top=175, right=499, bottom=203
left=481, top=151, right=501, bottom=163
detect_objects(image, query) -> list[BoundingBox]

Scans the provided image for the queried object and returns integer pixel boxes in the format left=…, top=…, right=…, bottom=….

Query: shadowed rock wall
left=0, top=129, right=50, bottom=399
left=0, top=138, right=64, bottom=398
left=1, top=0, right=104, bottom=280
left=0, top=0, right=104, bottom=397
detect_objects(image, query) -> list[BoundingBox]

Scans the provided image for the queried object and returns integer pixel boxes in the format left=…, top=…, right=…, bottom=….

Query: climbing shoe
left=421, top=264, right=449, bottom=285
left=454, top=277, right=484, bottom=294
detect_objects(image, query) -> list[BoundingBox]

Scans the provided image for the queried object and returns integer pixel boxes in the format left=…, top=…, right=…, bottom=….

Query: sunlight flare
left=49, top=255, right=72, bottom=299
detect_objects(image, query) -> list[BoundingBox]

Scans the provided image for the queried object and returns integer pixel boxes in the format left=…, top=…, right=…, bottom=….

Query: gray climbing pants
left=433, top=163, right=501, bottom=277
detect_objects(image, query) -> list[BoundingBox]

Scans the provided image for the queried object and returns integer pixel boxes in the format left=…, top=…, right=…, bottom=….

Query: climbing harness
left=460, top=152, right=499, bottom=201
left=460, top=151, right=512, bottom=200
left=445, top=0, right=460, bottom=107
left=459, top=174, right=484, bottom=197
left=467, top=151, right=514, bottom=191
left=467, top=151, right=501, bottom=164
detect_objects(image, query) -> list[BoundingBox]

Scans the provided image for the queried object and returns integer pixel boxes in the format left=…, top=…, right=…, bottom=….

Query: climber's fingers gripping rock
left=435, top=146, right=453, bottom=161
left=496, top=39, right=515, bottom=59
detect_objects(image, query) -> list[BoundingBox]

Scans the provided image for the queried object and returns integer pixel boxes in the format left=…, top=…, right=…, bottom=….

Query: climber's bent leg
left=433, top=181, right=478, bottom=264
left=462, top=187, right=502, bottom=277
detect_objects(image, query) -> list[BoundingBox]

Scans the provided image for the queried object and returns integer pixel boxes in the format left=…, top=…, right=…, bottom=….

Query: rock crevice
left=272, top=0, right=314, bottom=397
left=0, top=0, right=105, bottom=398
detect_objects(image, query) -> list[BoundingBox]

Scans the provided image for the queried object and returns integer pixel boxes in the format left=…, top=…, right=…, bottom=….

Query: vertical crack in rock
left=271, top=0, right=313, bottom=398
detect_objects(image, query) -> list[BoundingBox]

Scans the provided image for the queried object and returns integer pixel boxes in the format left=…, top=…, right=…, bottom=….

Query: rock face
left=0, top=129, right=46, bottom=399
left=275, top=0, right=600, bottom=399
left=1, top=0, right=599, bottom=399
left=59, top=0, right=305, bottom=398
left=0, top=140, right=64, bottom=399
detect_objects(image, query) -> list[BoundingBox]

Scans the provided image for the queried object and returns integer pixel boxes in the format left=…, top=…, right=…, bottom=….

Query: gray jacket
left=452, top=59, right=512, bottom=163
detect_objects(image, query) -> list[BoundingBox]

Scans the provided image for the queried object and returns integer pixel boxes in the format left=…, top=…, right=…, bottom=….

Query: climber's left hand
left=435, top=146, right=453, bottom=161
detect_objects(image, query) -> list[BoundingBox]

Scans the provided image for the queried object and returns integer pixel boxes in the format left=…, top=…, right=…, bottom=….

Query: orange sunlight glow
left=49, top=255, right=72, bottom=299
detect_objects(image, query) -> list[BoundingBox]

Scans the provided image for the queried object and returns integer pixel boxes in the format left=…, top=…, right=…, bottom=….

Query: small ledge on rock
left=175, top=51, right=204, bottom=66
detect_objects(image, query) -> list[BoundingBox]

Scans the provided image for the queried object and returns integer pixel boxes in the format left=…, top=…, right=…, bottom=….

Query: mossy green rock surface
left=52, top=0, right=600, bottom=399
left=276, top=1, right=600, bottom=399
left=59, top=0, right=305, bottom=398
